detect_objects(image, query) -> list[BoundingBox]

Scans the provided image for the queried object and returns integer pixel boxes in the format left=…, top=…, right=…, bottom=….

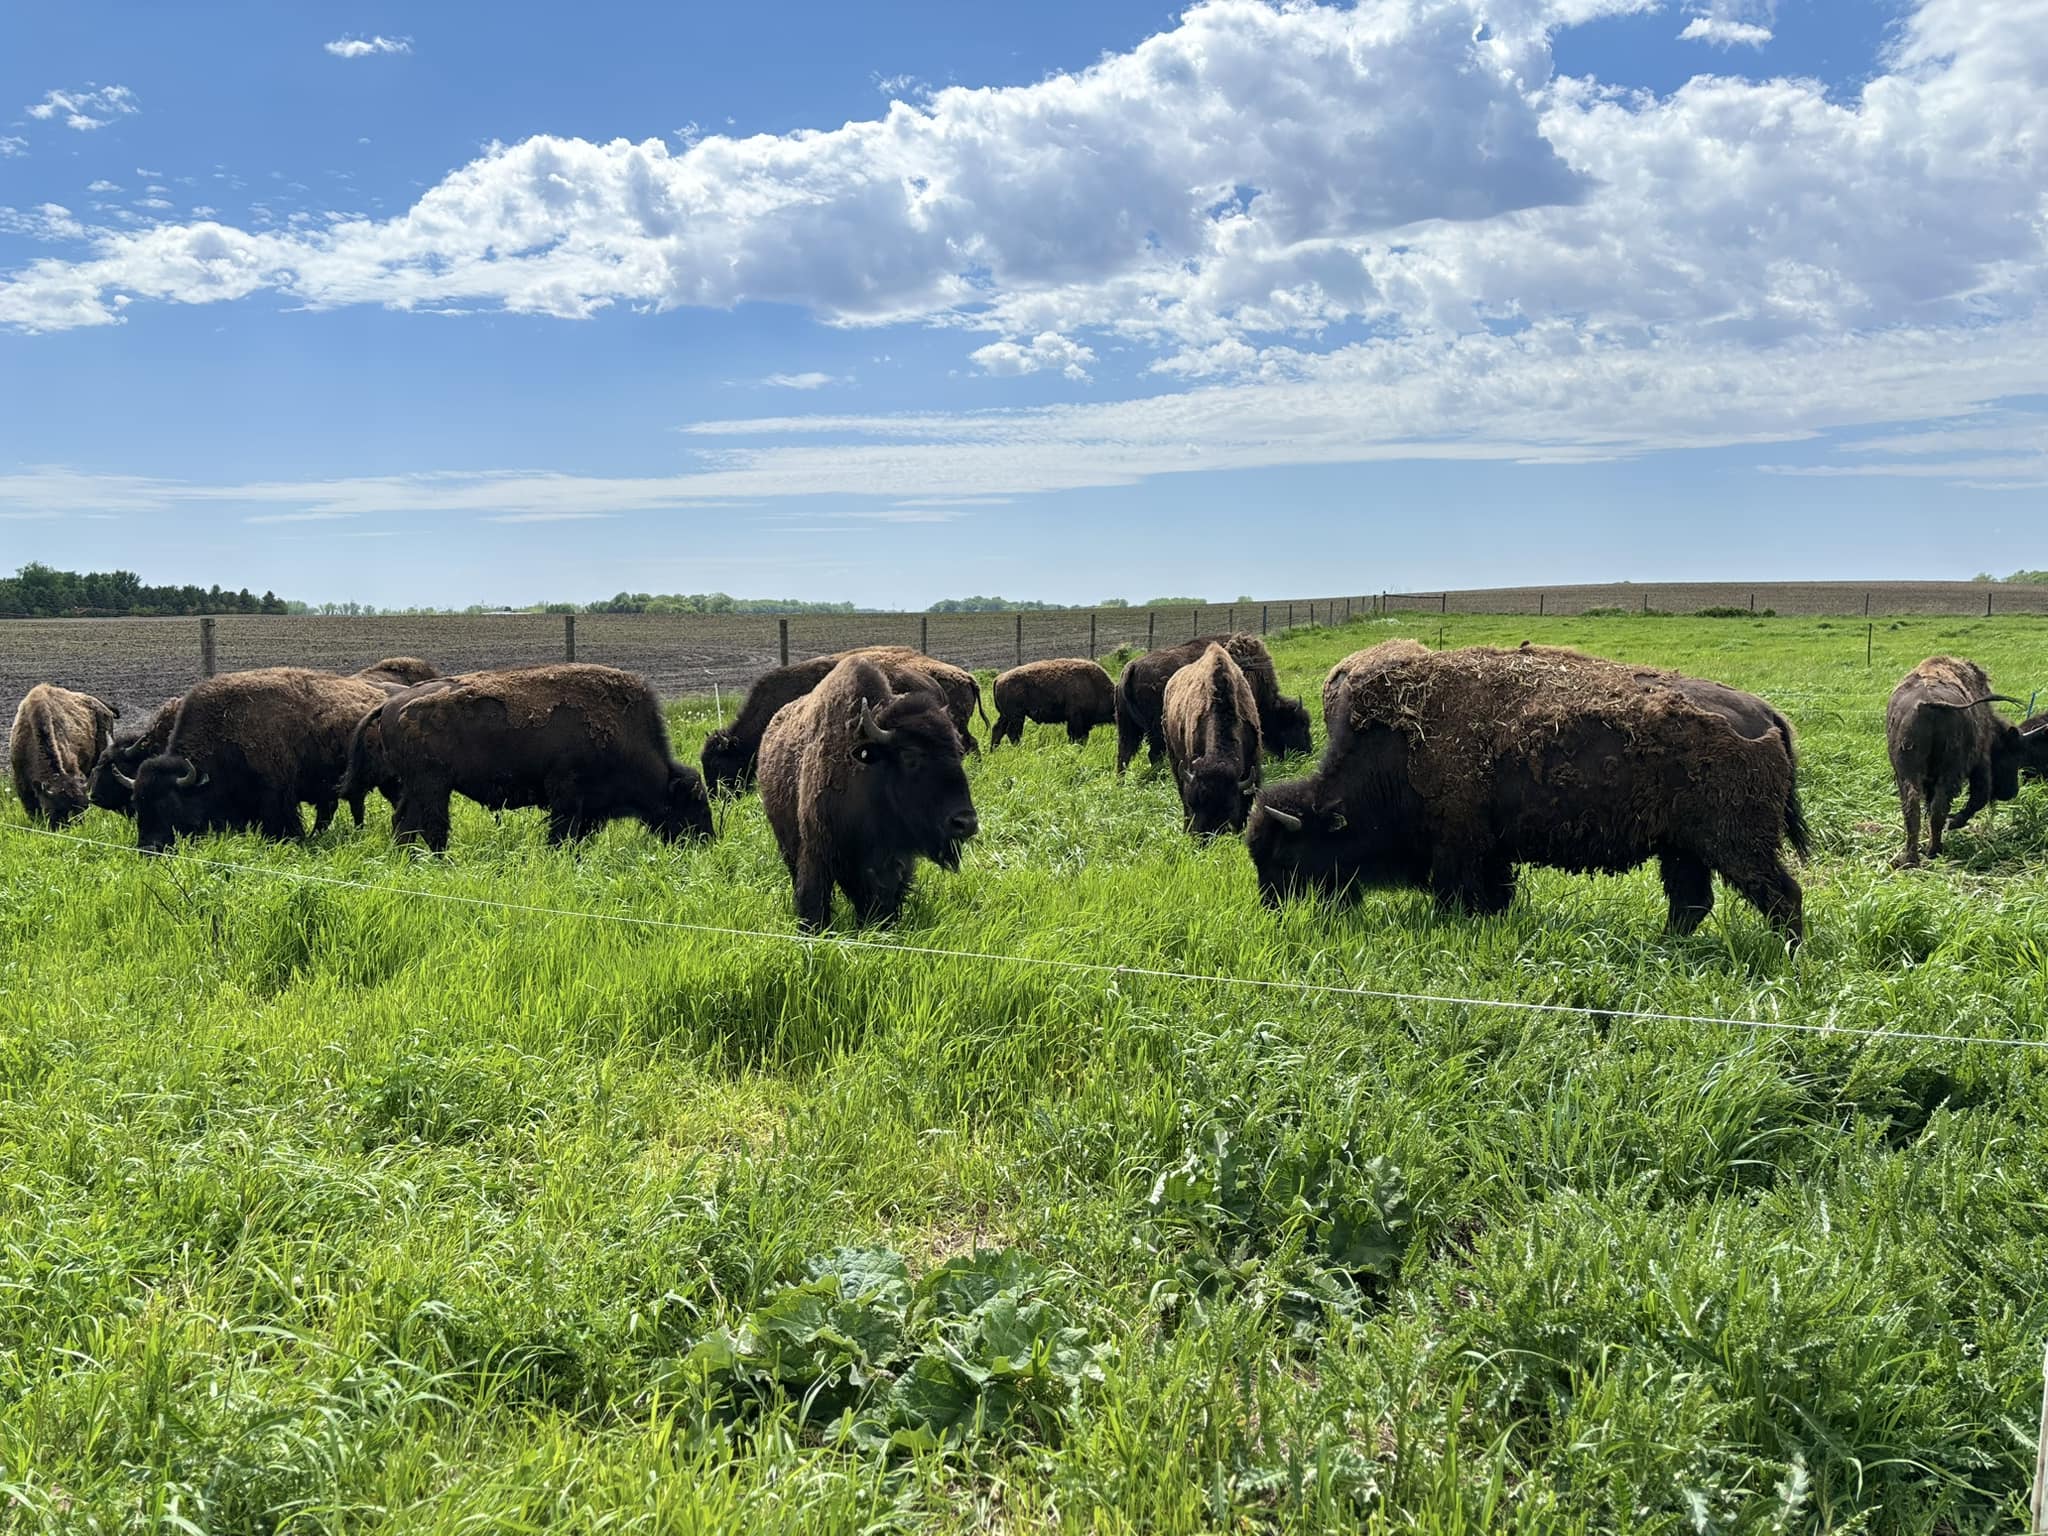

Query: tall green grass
left=3, top=613, right=2047, bottom=1532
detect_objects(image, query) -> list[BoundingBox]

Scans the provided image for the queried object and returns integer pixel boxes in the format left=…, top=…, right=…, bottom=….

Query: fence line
left=6, top=820, right=2043, bottom=1054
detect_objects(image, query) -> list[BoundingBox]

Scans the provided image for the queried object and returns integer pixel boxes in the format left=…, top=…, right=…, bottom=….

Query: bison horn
left=855, top=699, right=896, bottom=745
left=1263, top=805, right=1304, bottom=831
left=112, top=765, right=135, bottom=790
left=1924, top=693, right=2024, bottom=710
left=173, top=760, right=200, bottom=788
left=1238, top=773, right=1259, bottom=794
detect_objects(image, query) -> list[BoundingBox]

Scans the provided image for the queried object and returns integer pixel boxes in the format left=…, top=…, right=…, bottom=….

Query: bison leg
left=1894, top=784, right=1923, bottom=868
left=1660, top=853, right=1716, bottom=935
left=1066, top=719, right=1092, bottom=746
left=1721, top=854, right=1805, bottom=945
left=258, top=791, right=306, bottom=842
left=310, top=797, right=336, bottom=836
left=395, top=787, right=452, bottom=853
left=1115, top=709, right=1144, bottom=775
left=1924, top=783, right=1955, bottom=858
left=1429, top=847, right=1514, bottom=916
left=347, top=792, right=368, bottom=829
left=993, top=712, right=1021, bottom=747
left=793, top=844, right=835, bottom=931
left=1947, top=765, right=1992, bottom=833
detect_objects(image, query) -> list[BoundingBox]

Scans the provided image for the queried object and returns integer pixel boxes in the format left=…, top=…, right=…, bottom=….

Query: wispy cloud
left=0, top=137, right=26, bottom=159
left=481, top=511, right=616, bottom=523
left=761, top=371, right=840, bottom=390
left=25, top=84, right=139, bottom=131
left=1678, top=15, right=1774, bottom=45
left=324, top=35, right=412, bottom=58
left=245, top=510, right=356, bottom=524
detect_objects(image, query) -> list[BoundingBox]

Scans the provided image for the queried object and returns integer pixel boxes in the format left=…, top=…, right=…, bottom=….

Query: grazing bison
left=126, top=668, right=389, bottom=850
left=1162, top=643, right=1262, bottom=836
left=1321, top=640, right=1431, bottom=751
left=758, top=655, right=978, bottom=929
left=1885, top=656, right=2048, bottom=865
left=352, top=656, right=440, bottom=692
left=347, top=664, right=712, bottom=851
left=10, top=684, right=118, bottom=826
left=1116, top=634, right=1312, bottom=773
left=88, top=695, right=181, bottom=815
left=1246, top=645, right=1809, bottom=941
left=336, top=675, right=467, bottom=822
left=991, top=658, right=1115, bottom=746
left=702, top=646, right=985, bottom=795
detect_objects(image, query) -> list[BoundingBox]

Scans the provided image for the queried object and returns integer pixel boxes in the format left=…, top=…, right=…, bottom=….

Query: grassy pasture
left=3, top=612, right=2048, bottom=1533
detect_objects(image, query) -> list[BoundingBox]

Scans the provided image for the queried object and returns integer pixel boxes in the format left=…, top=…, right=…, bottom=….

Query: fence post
left=1380, top=590, right=1387, bottom=615
left=1261, top=604, right=1269, bottom=635
left=1345, top=596, right=1352, bottom=622
left=2030, top=1342, right=2048, bottom=1534
left=778, top=618, right=790, bottom=668
left=1287, top=602, right=1295, bottom=628
left=199, top=616, right=217, bottom=678
left=1228, top=604, right=1236, bottom=633
left=1750, top=592, right=1756, bottom=613
left=1988, top=589, right=1995, bottom=618
left=1146, top=611, right=1155, bottom=650
left=1867, top=623, right=1873, bottom=668
left=1442, top=592, right=1449, bottom=615
left=1642, top=591, right=1649, bottom=614
left=1015, top=612, right=1024, bottom=667
left=1864, top=591, right=1871, bottom=618
left=1538, top=593, right=1545, bottom=617
left=920, top=614, right=929, bottom=655
left=1089, top=612, right=1097, bottom=658
left=563, top=613, right=577, bottom=662
left=1192, top=608, right=1199, bottom=640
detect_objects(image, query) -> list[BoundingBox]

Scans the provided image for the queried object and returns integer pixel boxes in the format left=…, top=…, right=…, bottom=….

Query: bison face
left=1265, top=695, right=1315, bottom=758
left=2015, top=717, right=2048, bottom=784
left=1244, top=783, right=1383, bottom=907
left=700, top=731, right=753, bottom=797
left=1180, top=759, right=1257, bottom=838
left=848, top=700, right=979, bottom=869
left=132, top=755, right=222, bottom=852
left=34, top=771, right=92, bottom=827
left=660, top=766, right=717, bottom=842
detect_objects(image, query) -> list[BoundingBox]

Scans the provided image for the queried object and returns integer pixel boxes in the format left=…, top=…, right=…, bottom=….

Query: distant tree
left=1097, top=597, right=1130, bottom=608
left=0, top=563, right=306, bottom=618
left=1143, top=596, right=1207, bottom=606
left=926, top=595, right=1061, bottom=613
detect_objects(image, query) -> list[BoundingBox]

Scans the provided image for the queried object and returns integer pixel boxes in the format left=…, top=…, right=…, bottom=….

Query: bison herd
left=9, top=633, right=2047, bottom=939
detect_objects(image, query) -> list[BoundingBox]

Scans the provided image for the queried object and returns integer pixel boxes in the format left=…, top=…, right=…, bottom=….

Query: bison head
left=844, top=691, right=978, bottom=870
left=700, top=729, right=753, bottom=797
left=1243, top=781, right=1366, bottom=907
left=658, top=764, right=718, bottom=842
left=33, top=769, right=92, bottom=827
left=1179, top=756, right=1258, bottom=838
left=2022, top=716, right=2048, bottom=782
left=1264, top=694, right=1315, bottom=758
left=131, top=755, right=222, bottom=852
left=1994, top=714, right=2048, bottom=793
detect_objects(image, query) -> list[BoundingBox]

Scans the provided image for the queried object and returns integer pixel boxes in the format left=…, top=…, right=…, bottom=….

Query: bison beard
left=353, top=665, right=713, bottom=852
left=1116, top=633, right=1310, bottom=773
left=759, top=656, right=979, bottom=930
left=10, top=683, right=118, bottom=827
left=703, top=646, right=984, bottom=796
left=1162, top=644, right=1262, bottom=836
left=991, top=657, right=1115, bottom=746
left=1247, top=646, right=1807, bottom=942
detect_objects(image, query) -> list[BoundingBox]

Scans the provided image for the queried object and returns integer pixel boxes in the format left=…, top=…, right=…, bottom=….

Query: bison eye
left=853, top=745, right=876, bottom=765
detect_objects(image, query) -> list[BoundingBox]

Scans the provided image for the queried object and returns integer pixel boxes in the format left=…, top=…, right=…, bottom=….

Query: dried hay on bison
left=10, top=683, right=118, bottom=827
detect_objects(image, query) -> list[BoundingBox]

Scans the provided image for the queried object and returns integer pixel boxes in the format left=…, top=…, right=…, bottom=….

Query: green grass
left=4, top=613, right=2048, bottom=1533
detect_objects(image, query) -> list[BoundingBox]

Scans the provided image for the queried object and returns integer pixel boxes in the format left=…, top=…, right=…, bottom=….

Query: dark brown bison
left=1116, top=634, right=1311, bottom=773
left=1886, top=656, right=2048, bottom=865
left=990, top=658, right=1115, bottom=746
left=702, top=646, right=986, bottom=794
left=759, top=654, right=978, bottom=929
left=344, top=664, right=712, bottom=851
left=336, top=675, right=467, bottom=821
left=1162, top=643, right=1262, bottom=836
left=352, top=656, right=440, bottom=692
left=88, top=694, right=181, bottom=815
left=10, top=684, right=118, bottom=826
left=1247, top=645, right=1808, bottom=941
left=127, top=668, right=390, bottom=850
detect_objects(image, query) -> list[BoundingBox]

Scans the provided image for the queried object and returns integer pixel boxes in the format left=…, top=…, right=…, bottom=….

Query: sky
left=0, top=0, right=2043, bottom=608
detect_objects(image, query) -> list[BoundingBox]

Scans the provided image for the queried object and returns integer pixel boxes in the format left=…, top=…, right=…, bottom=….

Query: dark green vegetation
left=3, top=615, right=2047, bottom=1532
left=0, top=563, right=290, bottom=619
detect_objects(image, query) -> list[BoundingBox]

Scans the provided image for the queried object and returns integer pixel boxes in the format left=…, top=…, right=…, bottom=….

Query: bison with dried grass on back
left=345, top=664, right=712, bottom=851
left=1247, top=645, right=1809, bottom=941
left=991, top=657, right=1115, bottom=746
left=352, top=656, right=440, bottom=692
left=1321, top=639, right=1430, bottom=752
left=1162, top=643, right=1262, bottom=836
left=126, top=667, right=389, bottom=850
left=1115, top=633, right=1311, bottom=773
left=759, top=655, right=979, bottom=929
left=10, top=684, right=118, bottom=826
left=702, top=646, right=986, bottom=795
left=1885, top=655, right=2048, bottom=866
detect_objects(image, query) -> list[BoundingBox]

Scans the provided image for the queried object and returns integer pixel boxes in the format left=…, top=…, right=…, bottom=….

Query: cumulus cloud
left=324, top=35, right=412, bottom=58
left=971, top=332, right=1097, bottom=381
left=761, top=371, right=839, bottom=389
left=86, top=179, right=121, bottom=193
left=25, top=84, right=139, bottom=131
left=1679, top=15, right=1774, bottom=45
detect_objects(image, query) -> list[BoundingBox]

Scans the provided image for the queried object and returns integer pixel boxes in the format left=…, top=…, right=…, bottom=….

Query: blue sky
left=1, top=0, right=2043, bottom=608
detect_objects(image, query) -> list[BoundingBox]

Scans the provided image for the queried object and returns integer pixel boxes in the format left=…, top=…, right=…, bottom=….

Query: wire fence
left=7, top=819, right=2044, bottom=1054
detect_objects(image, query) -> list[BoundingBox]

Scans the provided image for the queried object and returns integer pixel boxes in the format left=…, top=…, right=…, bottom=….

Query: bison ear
left=1326, top=811, right=1347, bottom=832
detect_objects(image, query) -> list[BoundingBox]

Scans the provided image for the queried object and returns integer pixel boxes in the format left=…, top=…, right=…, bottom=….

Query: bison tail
left=974, top=676, right=991, bottom=730
left=336, top=704, right=380, bottom=804
left=1784, top=778, right=1812, bottom=861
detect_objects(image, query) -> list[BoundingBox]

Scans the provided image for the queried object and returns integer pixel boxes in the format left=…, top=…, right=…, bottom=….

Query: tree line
left=0, top=564, right=290, bottom=619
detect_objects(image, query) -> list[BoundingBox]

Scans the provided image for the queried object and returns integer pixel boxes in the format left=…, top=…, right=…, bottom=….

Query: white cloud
left=86, top=179, right=121, bottom=193
left=324, top=35, right=412, bottom=58
left=0, top=137, right=26, bottom=159
left=482, top=511, right=617, bottom=523
left=971, top=331, right=1097, bottom=381
left=26, top=84, right=139, bottom=131
left=244, top=510, right=356, bottom=524
left=761, top=371, right=840, bottom=390
left=1678, top=16, right=1774, bottom=45
left=134, top=167, right=161, bottom=177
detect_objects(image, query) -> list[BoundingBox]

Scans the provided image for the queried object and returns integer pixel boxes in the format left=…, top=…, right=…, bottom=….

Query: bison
left=1246, top=645, right=1809, bottom=941
left=990, top=658, right=1115, bottom=746
left=702, top=646, right=985, bottom=795
left=88, top=694, right=181, bottom=816
left=1116, top=634, right=1311, bottom=773
left=336, top=675, right=467, bottom=822
left=342, top=664, right=712, bottom=851
left=759, top=654, right=978, bottom=929
left=1162, top=643, right=1262, bottom=836
left=9, top=684, right=118, bottom=826
left=1885, top=655, right=2048, bottom=866
left=1321, top=640, right=1431, bottom=752
left=353, top=656, right=440, bottom=692
left=127, top=667, right=390, bottom=850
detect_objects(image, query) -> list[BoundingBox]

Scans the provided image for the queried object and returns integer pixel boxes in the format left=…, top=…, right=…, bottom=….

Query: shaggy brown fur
left=1248, top=645, right=1808, bottom=941
left=1885, top=655, right=2039, bottom=865
left=10, top=684, right=117, bottom=826
left=1116, top=633, right=1311, bottom=772
left=991, top=658, right=1115, bottom=746
left=1161, top=644, right=1262, bottom=836
left=1321, top=640, right=1430, bottom=749
left=759, top=655, right=979, bottom=929
left=355, top=665, right=712, bottom=851
left=702, top=645, right=985, bottom=795
left=352, top=657, right=440, bottom=692
left=89, top=695, right=183, bottom=815
left=130, top=667, right=389, bottom=849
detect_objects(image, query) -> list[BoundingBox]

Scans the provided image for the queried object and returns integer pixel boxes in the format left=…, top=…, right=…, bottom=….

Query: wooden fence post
left=1228, top=604, right=1235, bottom=633
left=1015, top=612, right=1024, bottom=667
left=1988, top=589, right=1995, bottom=618
left=199, top=616, right=217, bottom=678
left=1287, top=602, right=1294, bottom=628
left=1261, top=604, right=1269, bottom=635
left=1088, top=612, right=1096, bottom=657
left=778, top=618, right=790, bottom=668
left=1192, top=607, right=1199, bottom=640
left=1146, top=611, right=1155, bottom=649
left=1867, top=623, right=1873, bottom=668
left=1442, top=592, right=1449, bottom=615
left=2031, top=1341, right=2048, bottom=1534
left=920, top=614, right=929, bottom=655
left=1538, top=593, right=1545, bottom=617
left=1864, top=591, right=1871, bottom=618
left=563, top=613, right=577, bottom=662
